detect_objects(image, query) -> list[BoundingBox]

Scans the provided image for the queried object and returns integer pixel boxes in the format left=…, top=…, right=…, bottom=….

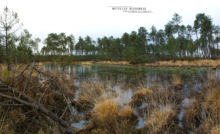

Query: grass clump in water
left=130, top=89, right=153, bottom=107
left=88, top=99, right=138, bottom=134
left=118, top=106, right=138, bottom=125
left=92, top=99, right=119, bottom=133
left=145, top=105, right=177, bottom=133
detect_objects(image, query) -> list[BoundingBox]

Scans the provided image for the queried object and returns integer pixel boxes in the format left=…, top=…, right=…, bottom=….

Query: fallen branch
left=0, top=78, right=76, bottom=134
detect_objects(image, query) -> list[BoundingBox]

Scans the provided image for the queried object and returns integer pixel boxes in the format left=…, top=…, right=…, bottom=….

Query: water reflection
left=42, top=64, right=220, bottom=91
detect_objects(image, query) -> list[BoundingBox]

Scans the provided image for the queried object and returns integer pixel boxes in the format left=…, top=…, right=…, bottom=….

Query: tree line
left=1, top=7, right=220, bottom=67
left=41, top=13, right=220, bottom=63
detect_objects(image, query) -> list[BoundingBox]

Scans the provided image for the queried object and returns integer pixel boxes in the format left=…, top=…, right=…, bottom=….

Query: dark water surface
left=42, top=63, right=220, bottom=90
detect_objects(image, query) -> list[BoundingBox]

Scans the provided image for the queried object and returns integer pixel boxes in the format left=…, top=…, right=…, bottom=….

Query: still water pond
left=42, top=63, right=220, bottom=129
left=42, top=63, right=220, bottom=90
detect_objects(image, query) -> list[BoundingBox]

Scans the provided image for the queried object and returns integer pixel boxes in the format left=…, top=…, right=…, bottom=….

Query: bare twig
left=23, top=62, right=35, bottom=93
left=0, top=92, right=76, bottom=134
left=60, top=106, right=68, bottom=119
left=0, top=102, right=24, bottom=106
left=38, top=86, right=49, bottom=103
left=0, top=78, right=76, bottom=134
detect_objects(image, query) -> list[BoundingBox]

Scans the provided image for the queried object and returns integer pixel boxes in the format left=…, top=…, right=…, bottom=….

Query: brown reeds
left=1, top=63, right=220, bottom=134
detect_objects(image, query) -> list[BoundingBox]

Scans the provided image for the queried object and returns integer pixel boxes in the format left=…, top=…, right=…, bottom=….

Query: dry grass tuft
left=211, top=126, right=220, bottom=134
left=80, top=82, right=105, bottom=102
left=90, top=128, right=108, bottom=134
left=72, top=59, right=220, bottom=67
left=172, top=74, right=182, bottom=85
left=96, top=61, right=129, bottom=65
left=146, top=105, right=176, bottom=133
left=205, top=87, right=220, bottom=112
left=93, top=99, right=118, bottom=123
left=119, top=107, right=133, bottom=118
left=119, top=107, right=137, bottom=122
left=130, top=89, right=153, bottom=107
left=198, top=118, right=215, bottom=134
left=81, top=61, right=93, bottom=66
left=145, top=59, right=220, bottom=67
left=182, top=99, right=201, bottom=131
left=92, top=99, right=119, bottom=133
left=197, top=87, right=220, bottom=133
left=135, top=89, right=153, bottom=96
left=90, top=100, right=138, bottom=134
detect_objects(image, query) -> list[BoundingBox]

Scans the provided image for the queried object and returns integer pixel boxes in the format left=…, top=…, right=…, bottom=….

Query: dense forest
left=1, top=7, right=220, bottom=65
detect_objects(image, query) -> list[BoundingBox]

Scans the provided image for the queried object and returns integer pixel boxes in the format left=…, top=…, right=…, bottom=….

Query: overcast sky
left=0, top=0, right=220, bottom=45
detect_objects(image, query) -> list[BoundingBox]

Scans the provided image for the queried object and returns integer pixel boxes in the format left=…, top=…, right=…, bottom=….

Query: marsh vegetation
left=0, top=6, right=220, bottom=134
left=0, top=63, right=220, bottom=134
